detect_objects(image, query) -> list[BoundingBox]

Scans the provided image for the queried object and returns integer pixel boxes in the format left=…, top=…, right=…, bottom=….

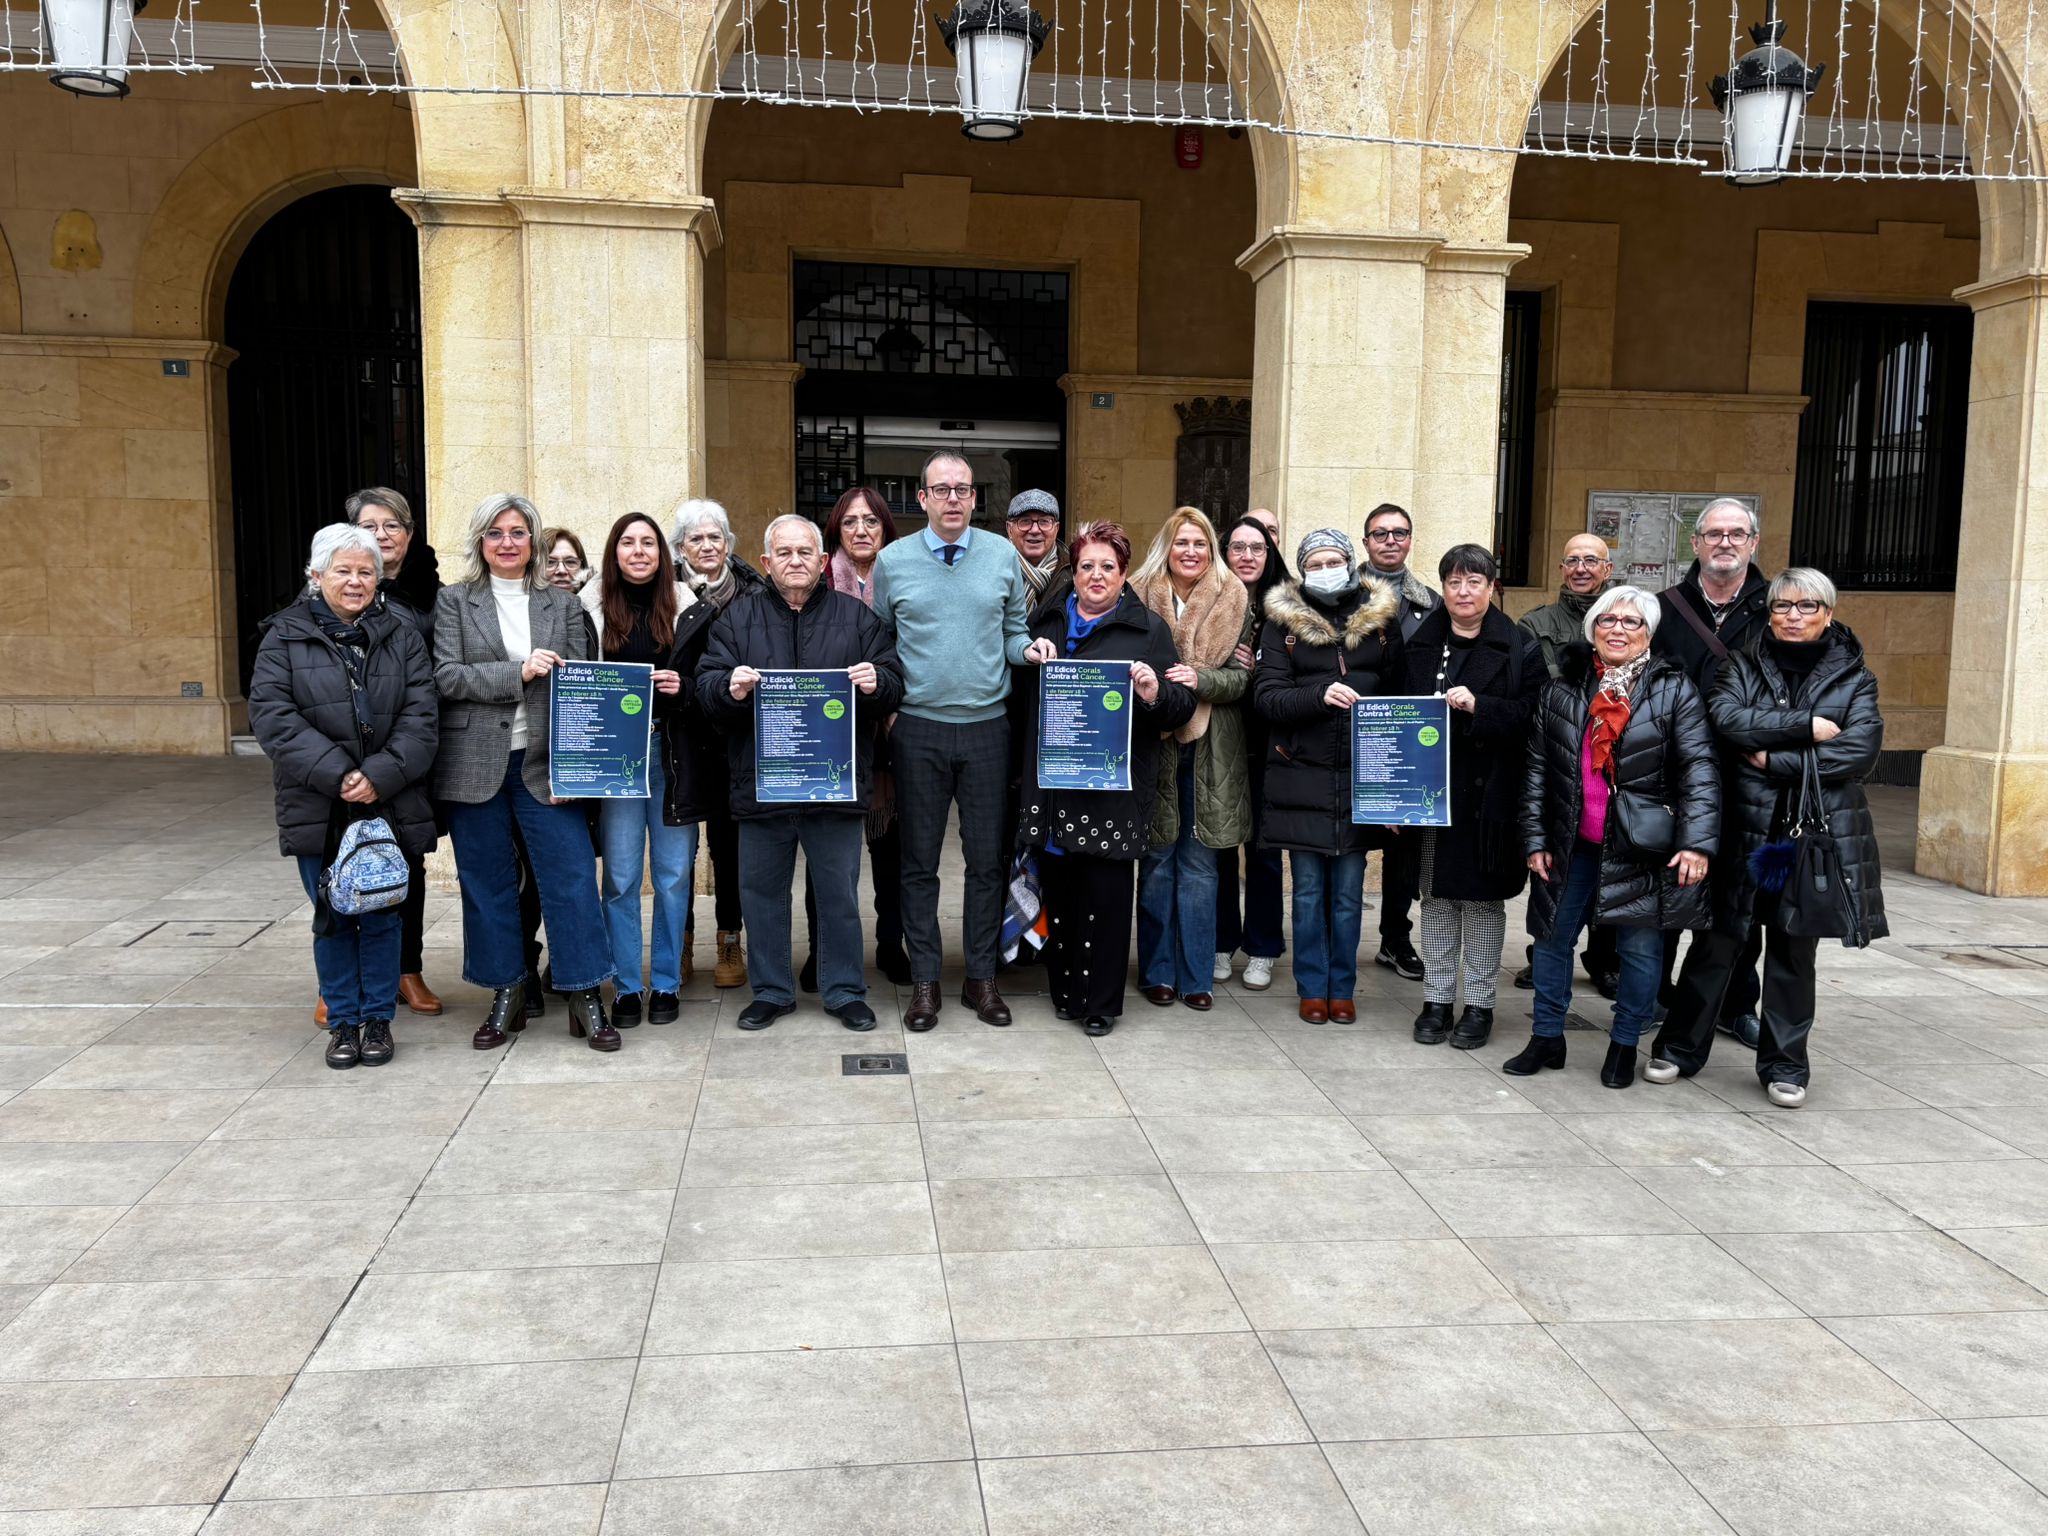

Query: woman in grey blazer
left=435, top=493, right=618, bottom=1052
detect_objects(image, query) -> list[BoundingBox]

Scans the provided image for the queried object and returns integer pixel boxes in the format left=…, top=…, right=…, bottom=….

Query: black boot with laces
left=358, top=1019, right=394, bottom=1067
left=325, top=1023, right=361, bottom=1070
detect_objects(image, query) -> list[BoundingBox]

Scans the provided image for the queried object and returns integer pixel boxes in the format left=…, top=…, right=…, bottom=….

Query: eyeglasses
left=1560, top=555, right=1609, bottom=570
left=357, top=519, right=406, bottom=536
left=1365, top=528, right=1412, bottom=543
left=1593, top=614, right=1646, bottom=632
left=483, top=528, right=531, bottom=545
left=841, top=513, right=885, bottom=529
left=1695, top=528, right=1753, bottom=544
left=1011, top=514, right=1058, bottom=529
left=544, top=557, right=582, bottom=572
left=922, top=484, right=974, bottom=501
left=1226, top=542, right=1266, bottom=557
left=1770, top=599, right=1826, bottom=616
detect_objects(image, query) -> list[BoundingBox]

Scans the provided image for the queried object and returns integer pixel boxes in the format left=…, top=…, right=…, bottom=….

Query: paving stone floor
left=5, top=754, right=2048, bottom=1532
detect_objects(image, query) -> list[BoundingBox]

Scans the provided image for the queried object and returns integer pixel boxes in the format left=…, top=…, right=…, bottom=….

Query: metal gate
left=225, top=185, right=424, bottom=693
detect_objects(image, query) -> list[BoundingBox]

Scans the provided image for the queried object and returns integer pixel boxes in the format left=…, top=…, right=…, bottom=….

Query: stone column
left=1917, top=270, right=2048, bottom=896
left=1237, top=228, right=1523, bottom=571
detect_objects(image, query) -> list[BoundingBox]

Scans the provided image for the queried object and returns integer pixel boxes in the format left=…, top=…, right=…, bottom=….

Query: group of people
left=250, top=466, right=1885, bottom=1105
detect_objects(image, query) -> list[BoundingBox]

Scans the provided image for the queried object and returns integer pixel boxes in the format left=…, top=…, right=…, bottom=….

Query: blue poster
left=1037, top=658, right=1133, bottom=792
left=549, top=660, right=655, bottom=798
left=755, top=670, right=857, bottom=804
left=1351, top=694, right=1451, bottom=826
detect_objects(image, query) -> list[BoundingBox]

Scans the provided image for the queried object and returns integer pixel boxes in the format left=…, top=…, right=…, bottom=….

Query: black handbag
left=1774, top=751, right=1862, bottom=943
left=1610, top=788, right=1676, bottom=862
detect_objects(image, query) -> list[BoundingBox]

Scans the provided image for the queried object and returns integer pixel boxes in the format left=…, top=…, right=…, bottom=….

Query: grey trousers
left=1418, top=832, right=1507, bottom=1008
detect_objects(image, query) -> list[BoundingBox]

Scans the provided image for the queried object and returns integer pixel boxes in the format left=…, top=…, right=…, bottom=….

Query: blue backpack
left=322, top=815, right=409, bottom=917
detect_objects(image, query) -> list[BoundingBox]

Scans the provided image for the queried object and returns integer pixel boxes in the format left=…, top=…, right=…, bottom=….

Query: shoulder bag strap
left=1667, top=590, right=1729, bottom=661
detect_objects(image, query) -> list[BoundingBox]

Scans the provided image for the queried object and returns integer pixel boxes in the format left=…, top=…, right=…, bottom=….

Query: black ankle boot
left=1412, top=1002, right=1454, bottom=1044
left=1449, top=1006, right=1493, bottom=1050
left=1502, top=1034, right=1567, bottom=1075
left=473, top=988, right=521, bottom=1050
left=567, top=989, right=620, bottom=1052
left=1601, top=1040, right=1637, bottom=1089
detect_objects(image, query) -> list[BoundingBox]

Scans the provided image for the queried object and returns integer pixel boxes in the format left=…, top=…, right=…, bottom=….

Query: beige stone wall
left=0, top=76, right=415, bottom=753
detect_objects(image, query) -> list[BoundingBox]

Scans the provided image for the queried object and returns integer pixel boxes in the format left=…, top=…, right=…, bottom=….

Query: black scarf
left=310, top=595, right=374, bottom=750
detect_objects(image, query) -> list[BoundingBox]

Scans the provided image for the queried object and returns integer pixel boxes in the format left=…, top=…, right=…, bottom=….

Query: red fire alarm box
left=1176, top=125, right=1203, bottom=169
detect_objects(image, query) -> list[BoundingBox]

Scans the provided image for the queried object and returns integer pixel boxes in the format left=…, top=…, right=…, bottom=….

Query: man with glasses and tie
left=1653, top=498, right=1773, bottom=1048
left=871, top=451, right=1058, bottom=1031
left=1358, top=502, right=1436, bottom=981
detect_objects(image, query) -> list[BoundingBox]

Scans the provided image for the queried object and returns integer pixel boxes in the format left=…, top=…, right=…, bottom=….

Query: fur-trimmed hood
left=1133, top=566, right=1248, bottom=744
left=1262, top=576, right=1402, bottom=651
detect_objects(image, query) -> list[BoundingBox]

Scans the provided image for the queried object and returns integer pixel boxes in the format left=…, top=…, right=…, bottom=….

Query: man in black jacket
left=1653, top=498, right=1771, bottom=1041
left=696, top=515, right=905, bottom=1032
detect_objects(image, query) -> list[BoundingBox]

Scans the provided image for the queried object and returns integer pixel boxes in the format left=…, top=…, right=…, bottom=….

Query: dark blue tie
left=942, top=544, right=961, bottom=567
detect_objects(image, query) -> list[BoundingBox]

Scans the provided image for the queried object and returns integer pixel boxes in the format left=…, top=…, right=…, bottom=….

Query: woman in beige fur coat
left=1130, top=507, right=1252, bottom=1010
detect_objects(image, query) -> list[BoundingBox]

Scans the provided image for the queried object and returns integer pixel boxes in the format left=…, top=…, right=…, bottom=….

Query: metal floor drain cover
left=842, top=1053, right=909, bottom=1076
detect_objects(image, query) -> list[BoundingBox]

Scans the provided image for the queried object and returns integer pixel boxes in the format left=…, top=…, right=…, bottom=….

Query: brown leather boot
left=962, top=977, right=1012, bottom=1027
left=904, top=980, right=942, bottom=1032
left=314, top=998, right=328, bottom=1028
left=713, top=930, right=747, bottom=989
left=398, top=974, right=443, bottom=1015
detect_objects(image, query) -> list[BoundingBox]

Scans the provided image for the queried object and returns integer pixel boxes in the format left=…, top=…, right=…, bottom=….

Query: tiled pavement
left=4, top=755, right=2048, bottom=1531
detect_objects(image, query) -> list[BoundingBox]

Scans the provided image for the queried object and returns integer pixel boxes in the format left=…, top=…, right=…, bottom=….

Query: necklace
left=1434, top=642, right=1450, bottom=695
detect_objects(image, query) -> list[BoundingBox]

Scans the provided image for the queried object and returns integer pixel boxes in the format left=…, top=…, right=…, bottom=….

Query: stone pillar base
left=1916, top=745, right=2048, bottom=896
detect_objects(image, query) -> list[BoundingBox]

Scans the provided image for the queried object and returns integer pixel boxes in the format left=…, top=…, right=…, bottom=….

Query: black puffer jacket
left=695, top=582, right=905, bottom=819
left=377, top=542, right=441, bottom=663
left=1520, top=644, right=1720, bottom=936
left=1017, top=590, right=1196, bottom=860
left=247, top=596, right=440, bottom=859
left=1251, top=578, right=1404, bottom=856
left=1707, top=624, right=1888, bottom=947
left=1401, top=604, right=1541, bottom=903
left=661, top=598, right=722, bottom=826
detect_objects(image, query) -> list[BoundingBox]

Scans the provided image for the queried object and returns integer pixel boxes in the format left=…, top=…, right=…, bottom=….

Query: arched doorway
left=225, top=185, right=425, bottom=692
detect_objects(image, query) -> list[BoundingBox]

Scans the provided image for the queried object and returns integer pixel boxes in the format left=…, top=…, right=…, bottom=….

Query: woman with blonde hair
left=1130, top=506, right=1251, bottom=1011
left=434, top=493, right=618, bottom=1053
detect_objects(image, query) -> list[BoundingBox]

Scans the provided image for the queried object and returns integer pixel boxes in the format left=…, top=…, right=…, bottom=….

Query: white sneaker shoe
left=1642, top=1058, right=1681, bottom=1085
left=1243, top=956, right=1275, bottom=990
left=1214, top=951, right=1235, bottom=982
left=1766, top=1081, right=1807, bottom=1108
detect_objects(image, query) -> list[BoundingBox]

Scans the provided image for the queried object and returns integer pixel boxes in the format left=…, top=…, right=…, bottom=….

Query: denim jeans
left=597, top=752, right=698, bottom=995
left=1531, top=841, right=1663, bottom=1046
left=1138, top=746, right=1219, bottom=994
left=443, top=751, right=612, bottom=993
left=1290, top=848, right=1366, bottom=1001
left=740, top=814, right=866, bottom=1010
left=297, top=856, right=402, bottom=1028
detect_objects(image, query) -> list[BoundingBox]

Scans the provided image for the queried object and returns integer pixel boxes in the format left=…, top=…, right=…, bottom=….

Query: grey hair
left=344, top=486, right=413, bottom=532
left=670, top=498, right=734, bottom=554
left=1583, top=584, right=1662, bottom=643
left=1768, top=566, right=1837, bottom=610
left=761, top=513, right=822, bottom=555
left=305, top=522, right=384, bottom=590
left=1692, top=498, right=1760, bottom=539
left=458, top=493, right=545, bottom=588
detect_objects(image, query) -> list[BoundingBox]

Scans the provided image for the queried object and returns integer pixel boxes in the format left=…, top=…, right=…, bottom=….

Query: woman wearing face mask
left=1131, top=507, right=1249, bottom=1011
left=1215, top=515, right=1290, bottom=990
left=1402, top=545, right=1540, bottom=1052
left=1253, top=529, right=1405, bottom=1024
left=1518, top=587, right=1719, bottom=1088
left=580, top=513, right=698, bottom=1030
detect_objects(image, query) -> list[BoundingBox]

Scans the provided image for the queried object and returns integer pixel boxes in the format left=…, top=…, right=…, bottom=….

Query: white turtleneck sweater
left=490, top=575, right=533, bottom=748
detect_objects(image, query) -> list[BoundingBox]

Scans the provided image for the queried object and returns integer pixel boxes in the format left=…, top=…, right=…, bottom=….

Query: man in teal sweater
left=871, top=450, right=1056, bottom=1031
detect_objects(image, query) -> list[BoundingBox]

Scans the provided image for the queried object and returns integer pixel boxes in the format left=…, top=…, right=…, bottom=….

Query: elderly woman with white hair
left=249, top=523, right=439, bottom=1071
left=1516, top=585, right=1720, bottom=1088
left=670, top=497, right=765, bottom=989
left=1646, top=568, right=1887, bottom=1106
left=434, top=493, right=617, bottom=1052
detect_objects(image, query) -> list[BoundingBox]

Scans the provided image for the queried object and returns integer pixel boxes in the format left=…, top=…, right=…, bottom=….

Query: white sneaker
left=1214, top=951, right=1235, bottom=982
left=1243, top=957, right=1275, bottom=990
left=1766, top=1081, right=1807, bottom=1108
left=1642, top=1058, right=1681, bottom=1085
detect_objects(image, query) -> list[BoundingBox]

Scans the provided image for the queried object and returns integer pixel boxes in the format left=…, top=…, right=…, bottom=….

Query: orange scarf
left=1586, top=653, right=1647, bottom=778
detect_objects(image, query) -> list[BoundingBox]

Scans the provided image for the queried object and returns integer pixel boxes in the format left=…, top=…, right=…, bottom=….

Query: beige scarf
left=1134, top=567, right=1248, bottom=744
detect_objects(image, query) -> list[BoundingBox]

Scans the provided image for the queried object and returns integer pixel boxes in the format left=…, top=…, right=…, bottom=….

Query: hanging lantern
left=40, top=0, right=146, bottom=96
left=935, top=0, right=1049, bottom=142
left=1711, top=1, right=1826, bottom=186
